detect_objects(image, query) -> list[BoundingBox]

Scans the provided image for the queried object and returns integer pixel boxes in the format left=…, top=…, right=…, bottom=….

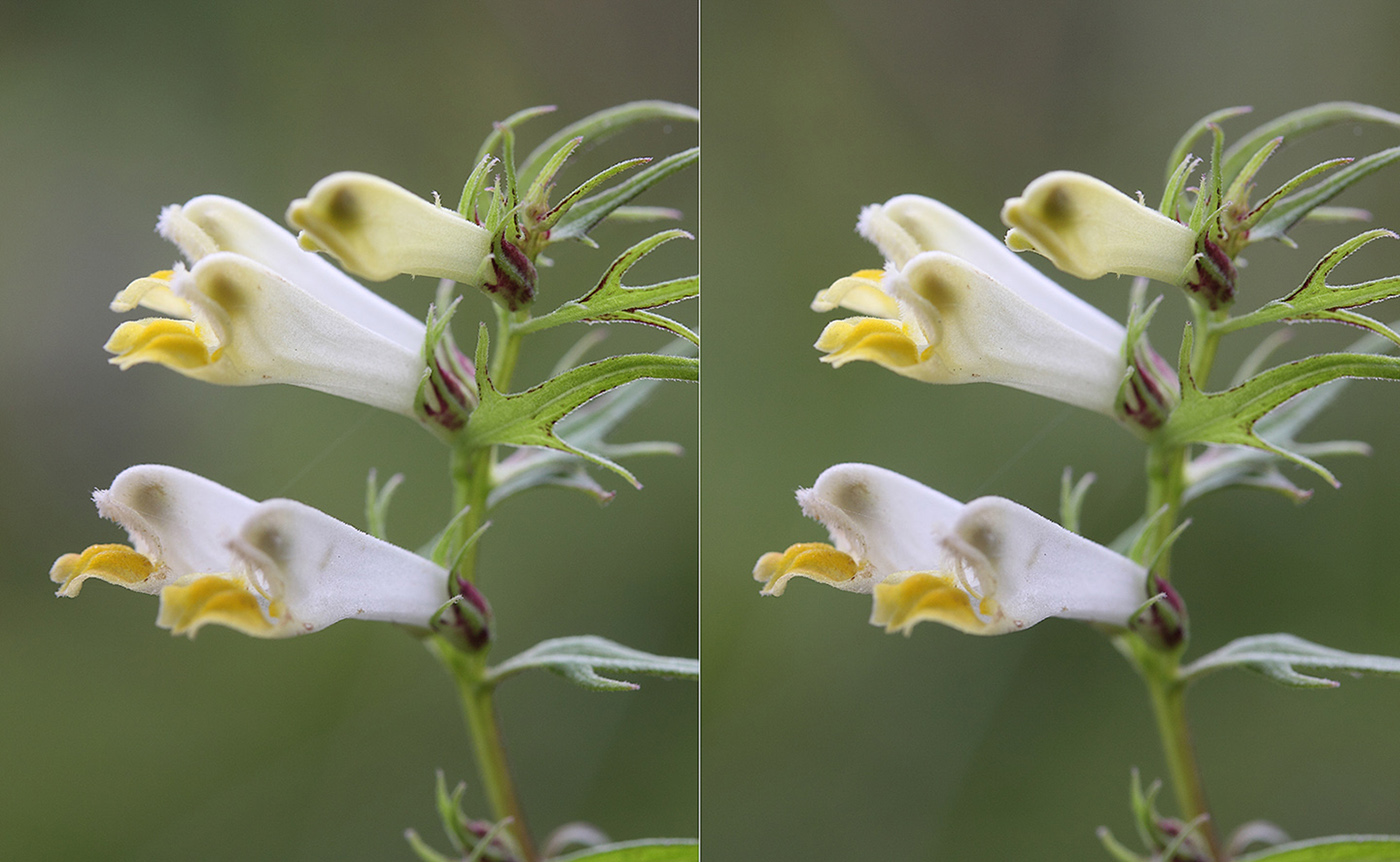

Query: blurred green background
left=0, top=2, right=695, bottom=860
left=701, top=1, right=1400, bottom=860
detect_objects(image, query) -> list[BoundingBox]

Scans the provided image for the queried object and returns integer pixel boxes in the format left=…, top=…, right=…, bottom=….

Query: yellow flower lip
left=157, top=573, right=277, bottom=638
left=753, top=542, right=861, bottom=596
left=50, top=543, right=157, bottom=597
left=871, top=572, right=990, bottom=636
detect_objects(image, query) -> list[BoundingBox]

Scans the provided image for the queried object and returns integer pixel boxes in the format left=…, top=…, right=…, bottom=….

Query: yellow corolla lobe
left=872, top=572, right=990, bottom=636
left=50, top=543, right=157, bottom=597
left=105, top=318, right=216, bottom=371
left=753, top=542, right=860, bottom=596
left=157, top=574, right=278, bottom=638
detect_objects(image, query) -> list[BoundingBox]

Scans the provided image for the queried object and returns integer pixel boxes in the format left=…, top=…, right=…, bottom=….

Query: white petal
left=885, top=252, right=1126, bottom=413
left=869, top=194, right=1126, bottom=350
left=94, top=464, right=257, bottom=591
left=169, top=253, right=424, bottom=414
left=231, top=500, right=448, bottom=634
left=798, top=462, right=963, bottom=583
left=164, top=196, right=426, bottom=352
left=946, top=497, right=1148, bottom=632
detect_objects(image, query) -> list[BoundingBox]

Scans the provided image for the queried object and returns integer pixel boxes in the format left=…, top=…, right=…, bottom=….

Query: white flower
left=51, top=465, right=450, bottom=638
left=106, top=196, right=428, bottom=415
left=813, top=195, right=1128, bottom=413
left=754, top=463, right=1148, bottom=635
left=1001, top=171, right=1196, bottom=283
left=286, top=171, right=493, bottom=283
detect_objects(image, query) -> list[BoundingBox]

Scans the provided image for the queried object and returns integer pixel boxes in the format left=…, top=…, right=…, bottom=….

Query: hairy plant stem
left=431, top=640, right=537, bottom=862
left=1127, top=301, right=1228, bottom=859
left=436, top=304, right=536, bottom=859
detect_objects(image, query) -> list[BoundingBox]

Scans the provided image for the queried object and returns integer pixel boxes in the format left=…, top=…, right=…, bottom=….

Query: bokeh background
left=702, top=1, right=1400, bottom=860
left=0, top=2, right=696, bottom=860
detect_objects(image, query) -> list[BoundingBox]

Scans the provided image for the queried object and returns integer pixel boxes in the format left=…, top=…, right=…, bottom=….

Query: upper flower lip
left=755, top=463, right=1149, bottom=635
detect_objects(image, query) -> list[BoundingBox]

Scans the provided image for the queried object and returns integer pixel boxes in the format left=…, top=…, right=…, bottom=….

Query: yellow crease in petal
left=105, top=318, right=217, bottom=371
left=50, top=543, right=157, bottom=597
left=753, top=541, right=860, bottom=596
left=157, top=573, right=279, bottom=638
left=871, top=572, right=992, bottom=636
left=812, top=271, right=900, bottom=318
left=815, top=317, right=924, bottom=370
left=111, top=271, right=192, bottom=317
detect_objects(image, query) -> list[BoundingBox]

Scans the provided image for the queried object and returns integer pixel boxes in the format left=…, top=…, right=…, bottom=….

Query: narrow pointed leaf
left=550, top=148, right=699, bottom=245
left=537, top=157, right=652, bottom=233
left=551, top=839, right=700, bottom=862
left=474, top=105, right=556, bottom=168
left=520, top=100, right=699, bottom=182
left=487, top=635, right=700, bottom=692
left=1250, top=146, right=1400, bottom=243
left=1222, top=101, right=1400, bottom=183
left=1165, top=105, right=1252, bottom=186
left=1183, top=633, right=1400, bottom=688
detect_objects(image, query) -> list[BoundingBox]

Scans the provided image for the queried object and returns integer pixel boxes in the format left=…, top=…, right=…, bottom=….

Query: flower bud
left=1002, top=171, right=1196, bottom=284
left=287, top=171, right=492, bottom=284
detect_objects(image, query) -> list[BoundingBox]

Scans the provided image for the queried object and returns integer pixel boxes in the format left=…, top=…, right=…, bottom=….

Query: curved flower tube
left=51, top=465, right=449, bottom=638
left=754, top=463, right=1148, bottom=635
left=107, top=254, right=426, bottom=414
left=108, top=197, right=430, bottom=414
left=1001, top=171, right=1196, bottom=283
left=814, top=195, right=1128, bottom=413
left=287, top=171, right=493, bottom=284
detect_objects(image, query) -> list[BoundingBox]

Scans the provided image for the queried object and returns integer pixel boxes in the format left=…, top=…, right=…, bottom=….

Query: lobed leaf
left=487, top=635, right=699, bottom=692
left=467, top=326, right=697, bottom=487
left=1165, top=327, right=1400, bottom=486
left=1219, top=230, right=1400, bottom=344
left=516, top=230, right=698, bottom=342
left=1182, top=633, right=1400, bottom=688
left=1233, top=835, right=1400, bottom=862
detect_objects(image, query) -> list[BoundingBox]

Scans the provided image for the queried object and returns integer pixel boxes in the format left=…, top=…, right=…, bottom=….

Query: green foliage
left=548, top=148, right=700, bottom=247
left=550, top=839, right=700, bottom=862
left=1182, top=634, right=1400, bottom=688
left=1248, top=147, right=1400, bottom=245
left=487, top=635, right=700, bottom=692
left=1220, top=230, right=1400, bottom=344
left=1232, top=836, right=1400, bottom=862
left=466, top=327, right=697, bottom=488
left=1164, top=326, right=1400, bottom=486
left=1059, top=467, right=1095, bottom=533
left=1221, top=101, right=1400, bottom=185
left=516, top=230, right=699, bottom=343
left=490, top=358, right=687, bottom=506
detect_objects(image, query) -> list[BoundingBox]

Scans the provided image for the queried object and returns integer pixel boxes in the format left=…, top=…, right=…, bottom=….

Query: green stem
left=437, top=306, right=535, bottom=858
left=1140, top=652, right=1224, bottom=861
left=431, top=642, right=537, bottom=862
